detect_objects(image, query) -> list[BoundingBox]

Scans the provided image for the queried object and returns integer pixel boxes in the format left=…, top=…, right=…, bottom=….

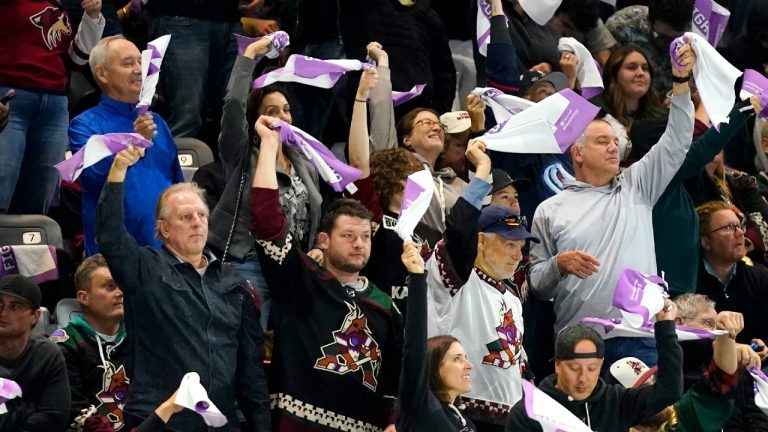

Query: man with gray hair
left=94, top=148, right=271, bottom=431
left=69, top=35, right=183, bottom=257
left=528, top=42, right=697, bottom=368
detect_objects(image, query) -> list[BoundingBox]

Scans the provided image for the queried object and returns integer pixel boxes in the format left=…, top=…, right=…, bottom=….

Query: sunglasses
left=480, top=215, right=527, bottom=231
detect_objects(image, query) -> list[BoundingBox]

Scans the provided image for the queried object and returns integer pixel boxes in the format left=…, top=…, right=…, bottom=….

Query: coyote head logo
left=30, top=7, right=72, bottom=51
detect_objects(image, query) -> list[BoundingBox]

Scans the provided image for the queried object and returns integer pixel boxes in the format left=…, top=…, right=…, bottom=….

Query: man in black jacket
left=505, top=300, right=683, bottom=431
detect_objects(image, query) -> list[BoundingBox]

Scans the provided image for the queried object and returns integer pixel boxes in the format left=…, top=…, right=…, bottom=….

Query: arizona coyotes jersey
left=0, top=0, right=76, bottom=92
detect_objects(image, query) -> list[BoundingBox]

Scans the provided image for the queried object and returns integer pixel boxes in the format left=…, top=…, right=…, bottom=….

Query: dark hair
left=396, top=107, right=440, bottom=148
left=370, top=148, right=422, bottom=210
left=246, top=82, right=289, bottom=139
left=556, top=0, right=600, bottom=33
left=648, top=0, right=695, bottom=32
left=427, top=335, right=461, bottom=403
left=74, top=253, right=108, bottom=292
left=319, top=199, right=373, bottom=235
left=555, top=324, right=605, bottom=360
left=602, top=46, right=666, bottom=127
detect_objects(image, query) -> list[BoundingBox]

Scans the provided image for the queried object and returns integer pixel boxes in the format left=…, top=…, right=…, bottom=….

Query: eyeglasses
left=480, top=215, right=527, bottom=231
left=414, top=119, right=447, bottom=131
left=710, top=222, right=746, bottom=235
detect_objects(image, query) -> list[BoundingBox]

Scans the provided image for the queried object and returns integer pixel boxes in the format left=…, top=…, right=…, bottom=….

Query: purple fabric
left=54, top=133, right=153, bottom=182
left=0, top=378, right=22, bottom=403
left=523, top=379, right=537, bottom=419
left=742, top=69, right=768, bottom=117
left=271, top=120, right=361, bottom=192
left=477, top=0, right=493, bottom=53
left=392, top=84, right=426, bottom=107
left=0, top=245, right=59, bottom=283
left=751, top=367, right=768, bottom=385
left=693, top=0, right=730, bottom=46
left=400, top=177, right=426, bottom=213
left=253, top=55, right=369, bottom=89
left=670, top=36, right=688, bottom=71
left=552, top=89, right=600, bottom=152
left=612, top=268, right=668, bottom=326
left=234, top=31, right=290, bottom=58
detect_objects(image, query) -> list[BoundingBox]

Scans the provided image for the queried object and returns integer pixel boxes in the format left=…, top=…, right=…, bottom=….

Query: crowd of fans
left=2, top=0, right=768, bottom=431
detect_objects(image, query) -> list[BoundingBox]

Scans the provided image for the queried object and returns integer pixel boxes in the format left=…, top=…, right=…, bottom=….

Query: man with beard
left=249, top=115, right=402, bottom=432
left=696, top=201, right=768, bottom=345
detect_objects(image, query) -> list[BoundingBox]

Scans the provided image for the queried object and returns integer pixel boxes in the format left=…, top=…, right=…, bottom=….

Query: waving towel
left=270, top=120, right=361, bottom=193
left=692, top=0, right=730, bottom=47
left=392, top=84, right=426, bottom=107
left=523, top=380, right=593, bottom=432
left=0, top=245, right=58, bottom=283
left=477, top=0, right=508, bottom=56
left=750, top=367, right=768, bottom=416
left=612, top=268, right=669, bottom=328
left=175, top=372, right=227, bottom=427
left=473, top=87, right=535, bottom=123
left=0, top=378, right=22, bottom=415
left=253, top=55, right=371, bottom=89
left=673, top=33, right=742, bottom=130
left=580, top=317, right=728, bottom=340
left=235, top=31, right=290, bottom=59
left=740, top=69, right=768, bottom=117
left=137, top=35, right=171, bottom=115
left=55, top=133, right=153, bottom=182
left=394, top=169, right=434, bottom=241
left=558, top=37, right=604, bottom=99
left=518, top=0, right=562, bottom=26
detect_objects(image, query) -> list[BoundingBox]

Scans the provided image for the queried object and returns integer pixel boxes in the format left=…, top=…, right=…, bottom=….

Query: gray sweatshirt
left=529, top=91, right=695, bottom=333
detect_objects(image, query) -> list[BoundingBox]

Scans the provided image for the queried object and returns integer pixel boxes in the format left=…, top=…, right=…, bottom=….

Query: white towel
left=0, top=245, right=58, bottom=283
left=685, top=32, right=742, bottom=129
left=472, top=87, right=534, bottom=124
left=394, top=169, right=434, bottom=241
left=518, top=0, right=562, bottom=26
left=558, top=37, right=604, bottom=99
left=174, top=372, right=227, bottom=427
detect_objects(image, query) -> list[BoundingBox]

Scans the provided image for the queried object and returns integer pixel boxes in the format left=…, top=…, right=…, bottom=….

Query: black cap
left=519, top=70, right=569, bottom=97
left=489, top=168, right=531, bottom=194
left=0, top=275, right=41, bottom=310
left=555, top=325, right=605, bottom=360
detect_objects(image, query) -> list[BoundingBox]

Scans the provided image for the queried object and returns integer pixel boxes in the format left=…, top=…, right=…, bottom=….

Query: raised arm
left=66, top=0, right=105, bottom=67
left=218, top=38, right=272, bottom=177
left=367, top=43, right=397, bottom=152
left=485, top=0, right=522, bottom=93
left=349, top=67, right=379, bottom=179
left=625, top=42, right=696, bottom=205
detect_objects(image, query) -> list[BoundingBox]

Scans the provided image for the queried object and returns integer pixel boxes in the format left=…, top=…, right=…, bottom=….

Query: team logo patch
left=314, top=302, right=381, bottom=391
left=482, top=303, right=523, bottom=369
left=30, top=7, right=72, bottom=51
left=49, top=328, right=69, bottom=343
left=96, top=363, right=130, bottom=430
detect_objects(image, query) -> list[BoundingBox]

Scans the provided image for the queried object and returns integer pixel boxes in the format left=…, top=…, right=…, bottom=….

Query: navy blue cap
left=477, top=205, right=539, bottom=243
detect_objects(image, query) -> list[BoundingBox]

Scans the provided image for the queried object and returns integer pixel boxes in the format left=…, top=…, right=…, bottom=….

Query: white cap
left=440, top=111, right=471, bottom=134
left=609, top=357, right=657, bottom=388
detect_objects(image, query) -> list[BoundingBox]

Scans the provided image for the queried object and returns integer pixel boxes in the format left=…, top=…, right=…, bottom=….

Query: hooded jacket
left=505, top=320, right=683, bottom=431
left=52, top=316, right=130, bottom=431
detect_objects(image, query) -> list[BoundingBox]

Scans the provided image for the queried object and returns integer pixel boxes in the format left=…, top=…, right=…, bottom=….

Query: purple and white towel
left=0, top=245, right=58, bottom=284
left=0, top=378, right=22, bottom=415
left=270, top=120, right=361, bottom=193
left=253, top=55, right=371, bottom=89
left=137, top=35, right=171, bottom=115
left=580, top=317, right=728, bottom=340
left=750, top=367, right=768, bottom=415
left=234, top=31, right=290, bottom=59
left=394, top=169, right=434, bottom=241
left=558, top=37, right=604, bottom=99
left=392, top=84, right=426, bottom=107
left=523, top=380, right=593, bottom=432
left=473, top=87, right=534, bottom=123
left=55, top=133, right=153, bottom=183
left=740, top=69, right=768, bottom=118
left=612, top=268, right=668, bottom=328
left=175, top=372, right=227, bottom=427
left=477, top=88, right=599, bottom=153
left=691, top=0, right=730, bottom=47
left=476, top=0, right=508, bottom=56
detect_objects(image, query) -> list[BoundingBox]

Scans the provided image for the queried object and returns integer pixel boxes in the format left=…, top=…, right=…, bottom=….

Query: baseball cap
left=609, top=357, right=657, bottom=388
left=477, top=205, right=539, bottom=243
left=0, top=275, right=41, bottom=310
left=519, top=70, right=569, bottom=97
left=555, top=324, right=605, bottom=360
left=440, top=111, right=471, bottom=134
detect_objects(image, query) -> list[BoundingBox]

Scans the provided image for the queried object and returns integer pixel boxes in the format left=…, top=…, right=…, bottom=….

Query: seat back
left=0, top=214, right=64, bottom=249
left=174, top=137, right=215, bottom=182
left=32, top=307, right=52, bottom=336
left=55, top=298, right=83, bottom=328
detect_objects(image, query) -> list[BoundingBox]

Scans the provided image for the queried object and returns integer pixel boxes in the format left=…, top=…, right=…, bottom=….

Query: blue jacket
left=69, top=95, right=183, bottom=256
left=96, top=181, right=271, bottom=431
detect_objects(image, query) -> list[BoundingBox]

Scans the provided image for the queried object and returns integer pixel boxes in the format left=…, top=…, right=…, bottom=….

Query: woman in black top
left=397, top=242, right=476, bottom=432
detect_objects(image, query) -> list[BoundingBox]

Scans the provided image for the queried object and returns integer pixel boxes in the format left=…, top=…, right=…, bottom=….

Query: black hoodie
left=505, top=321, right=683, bottom=431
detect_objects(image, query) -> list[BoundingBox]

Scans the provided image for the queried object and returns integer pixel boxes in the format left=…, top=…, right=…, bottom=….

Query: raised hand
left=466, top=93, right=486, bottom=132
left=134, top=113, right=158, bottom=141
left=401, top=241, right=425, bottom=274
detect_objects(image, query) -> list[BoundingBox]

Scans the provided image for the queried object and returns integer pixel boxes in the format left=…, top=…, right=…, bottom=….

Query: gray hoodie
left=529, top=91, right=695, bottom=333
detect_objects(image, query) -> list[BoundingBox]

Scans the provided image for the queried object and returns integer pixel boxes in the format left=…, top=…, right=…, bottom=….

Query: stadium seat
left=0, top=214, right=64, bottom=249
left=31, top=307, right=53, bottom=336
left=55, top=298, right=83, bottom=328
left=175, top=137, right=215, bottom=182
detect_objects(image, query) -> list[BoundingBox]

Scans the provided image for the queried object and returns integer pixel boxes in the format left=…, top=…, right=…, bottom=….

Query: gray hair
left=88, top=35, right=126, bottom=78
left=673, top=293, right=716, bottom=320
left=154, top=182, right=208, bottom=238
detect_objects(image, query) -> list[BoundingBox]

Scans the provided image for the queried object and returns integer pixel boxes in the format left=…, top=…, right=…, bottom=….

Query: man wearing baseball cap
left=518, top=70, right=569, bottom=103
left=504, top=300, right=683, bottom=431
left=0, top=274, right=70, bottom=430
left=426, top=140, right=539, bottom=429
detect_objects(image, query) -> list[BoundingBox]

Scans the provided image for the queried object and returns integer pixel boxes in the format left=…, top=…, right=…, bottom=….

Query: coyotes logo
left=30, top=7, right=72, bottom=51
left=315, top=302, right=381, bottom=391
left=95, top=363, right=130, bottom=430
left=482, top=304, right=523, bottom=369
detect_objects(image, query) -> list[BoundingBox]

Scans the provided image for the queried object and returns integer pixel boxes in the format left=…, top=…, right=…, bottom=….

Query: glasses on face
left=414, top=119, right=447, bottom=131
left=710, top=222, right=746, bottom=235
left=481, top=215, right=527, bottom=231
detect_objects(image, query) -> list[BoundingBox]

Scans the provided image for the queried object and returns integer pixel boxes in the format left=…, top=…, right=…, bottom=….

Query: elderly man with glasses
left=696, top=200, right=768, bottom=348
